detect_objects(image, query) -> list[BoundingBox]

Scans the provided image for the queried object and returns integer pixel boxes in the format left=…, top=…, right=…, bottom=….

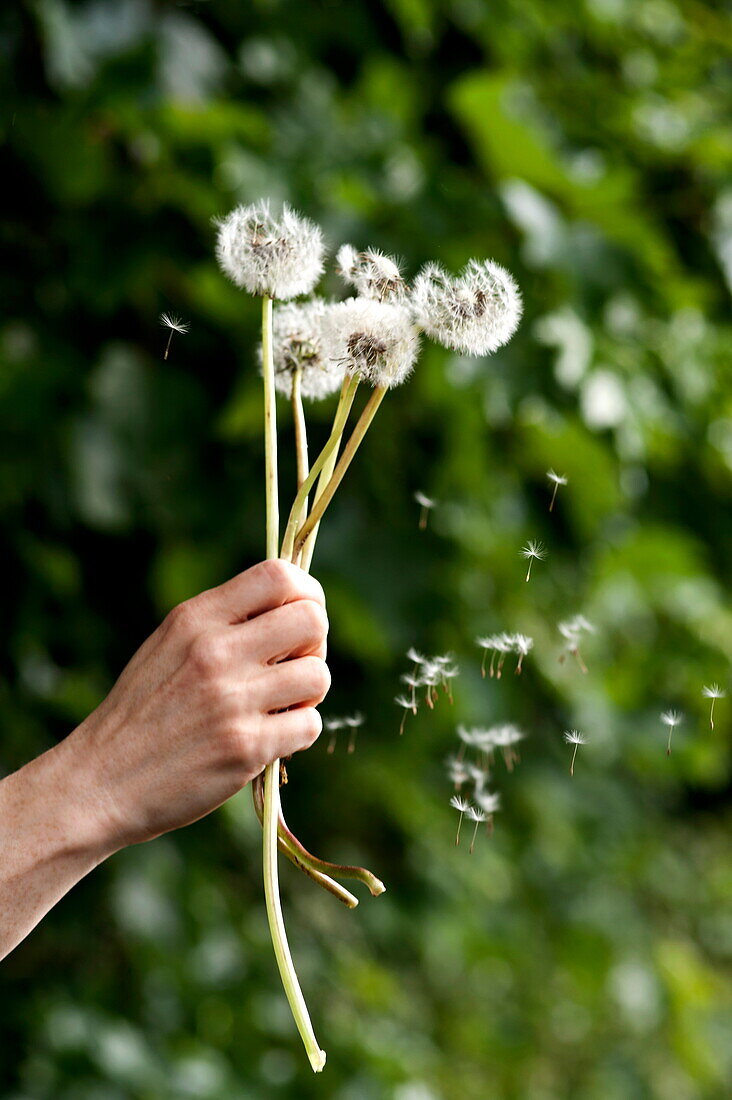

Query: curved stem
left=299, top=428, right=341, bottom=572
left=293, top=386, right=387, bottom=557
left=279, top=375, right=359, bottom=562
left=251, top=776, right=359, bottom=909
left=263, top=764, right=326, bottom=1072
left=290, top=367, right=309, bottom=567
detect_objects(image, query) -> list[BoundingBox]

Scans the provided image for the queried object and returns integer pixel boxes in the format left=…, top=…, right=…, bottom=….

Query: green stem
left=261, top=297, right=325, bottom=1073
left=280, top=375, right=359, bottom=562
left=263, top=764, right=326, bottom=1072
left=293, top=385, right=387, bottom=557
left=251, top=775, right=359, bottom=909
left=290, top=366, right=309, bottom=567
left=299, top=415, right=344, bottom=572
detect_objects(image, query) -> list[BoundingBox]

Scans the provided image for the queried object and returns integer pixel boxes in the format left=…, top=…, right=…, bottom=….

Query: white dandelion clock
left=215, top=200, right=325, bottom=300
left=414, top=491, right=436, bottom=530
left=546, top=469, right=568, bottom=512
left=521, top=540, right=547, bottom=582
left=266, top=298, right=344, bottom=401
left=449, top=795, right=472, bottom=847
left=323, top=297, right=420, bottom=389
left=660, top=710, right=683, bottom=756
left=336, top=244, right=406, bottom=302
left=702, top=684, right=726, bottom=730
left=160, top=313, right=189, bottom=360
left=564, top=729, right=587, bottom=777
left=411, top=258, right=522, bottom=356
left=466, top=807, right=488, bottom=854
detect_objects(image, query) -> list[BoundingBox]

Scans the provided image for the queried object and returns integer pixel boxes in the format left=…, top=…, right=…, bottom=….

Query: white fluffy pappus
left=411, top=258, right=522, bottom=356
left=336, top=244, right=406, bottom=302
left=264, top=298, right=345, bottom=401
left=215, top=200, right=325, bottom=300
left=323, top=297, right=420, bottom=388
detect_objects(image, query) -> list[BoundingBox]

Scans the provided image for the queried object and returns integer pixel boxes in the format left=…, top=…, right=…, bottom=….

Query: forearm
left=0, top=731, right=113, bottom=961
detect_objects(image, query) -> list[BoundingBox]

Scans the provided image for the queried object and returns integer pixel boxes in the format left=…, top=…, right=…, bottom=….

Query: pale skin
left=0, top=559, right=330, bottom=961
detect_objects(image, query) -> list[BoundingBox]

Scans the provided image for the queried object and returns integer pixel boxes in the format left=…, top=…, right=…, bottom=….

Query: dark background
left=1, top=1, right=731, bottom=1097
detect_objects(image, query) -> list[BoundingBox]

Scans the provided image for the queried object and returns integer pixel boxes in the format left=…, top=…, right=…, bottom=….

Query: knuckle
left=296, top=598, right=329, bottom=637
left=188, top=631, right=228, bottom=675
left=302, top=708, right=323, bottom=747
left=255, top=558, right=297, bottom=598
left=306, top=656, right=331, bottom=700
left=165, top=599, right=198, bottom=635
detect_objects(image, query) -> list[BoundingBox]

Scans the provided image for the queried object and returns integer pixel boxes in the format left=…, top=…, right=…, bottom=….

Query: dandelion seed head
left=546, top=469, right=568, bottom=486
left=215, top=200, right=325, bottom=300
left=521, top=540, right=547, bottom=562
left=702, top=684, right=726, bottom=699
left=323, top=297, right=420, bottom=388
left=449, top=795, right=472, bottom=813
left=336, top=244, right=406, bottom=302
left=414, top=491, right=436, bottom=509
left=564, top=729, right=587, bottom=746
left=394, top=694, right=414, bottom=710
left=406, top=647, right=426, bottom=665
left=512, top=633, right=534, bottom=656
left=411, top=258, right=522, bottom=356
left=265, top=297, right=345, bottom=400
left=660, top=710, right=683, bottom=728
left=160, top=313, right=190, bottom=334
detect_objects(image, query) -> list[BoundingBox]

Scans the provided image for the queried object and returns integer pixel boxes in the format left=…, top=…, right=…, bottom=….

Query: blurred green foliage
left=2, top=1, right=732, bottom=1097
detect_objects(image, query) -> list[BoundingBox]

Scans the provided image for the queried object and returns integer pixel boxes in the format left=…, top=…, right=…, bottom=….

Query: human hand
left=70, top=560, right=330, bottom=854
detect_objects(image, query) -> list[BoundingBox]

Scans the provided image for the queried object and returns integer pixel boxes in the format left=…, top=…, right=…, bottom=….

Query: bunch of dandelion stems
left=257, top=297, right=386, bottom=1073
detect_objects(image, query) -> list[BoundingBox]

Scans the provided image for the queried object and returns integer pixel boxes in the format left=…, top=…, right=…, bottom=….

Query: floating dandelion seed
left=558, top=615, right=595, bottom=673
left=520, top=540, right=546, bottom=582
left=395, top=694, right=415, bottom=735
left=546, top=469, right=568, bottom=512
left=449, top=795, right=472, bottom=846
left=160, top=313, right=189, bottom=360
left=474, top=789, right=500, bottom=835
left=446, top=754, right=470, bottom=791
left=414, top=491, right=436, bottom=530
left=512, top=633, right=534, bottom=675
left=564, top=729, right=587, bottom=776
left=406, top=647, right=426, bottom=667
left=323, top=716, right=345, bottom=754
left=344, top=712, right=365, bottom=753
left=702, top=684, right=726, bottom=730
left=466, top=807, right=488, bottom=854
left=660, top=710, right=683, bottom=756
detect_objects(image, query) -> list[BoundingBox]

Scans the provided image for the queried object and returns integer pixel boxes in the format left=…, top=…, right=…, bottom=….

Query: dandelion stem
left=293, top=385, right=387, bottom=557
left=570, top=744, right=578, bottom=776
left=300, top=375, right=354, bottom=571
left=261, top=297, right=325, bottom=1072
left=455, top=813, right=463, bottom=847
left=164, top=331, right=173, bottom=360
left=263, top=763, right=326, bottom=1072
left=290, top=366, right=309, bottom=565
left=481, top=649, right=488, bottom=678
left=469, top=820, right=480, bottom=854
left=280, top=375, right=359, bottom=562
left=549, top=482, right=558, bottom=512
left=710, top=699, right=716, bottom=730
left=667, top=729, right=673, bottom=756
left=526, top=560, right=532, bottom=582
left=419, top=505, right=428, bottom=530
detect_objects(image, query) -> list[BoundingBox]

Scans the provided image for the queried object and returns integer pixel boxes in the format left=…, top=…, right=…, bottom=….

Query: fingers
left=265, top=707, right=323, bottom=760
left=238, top=599, right=328, bottom=663
left=203, top=560, right=325, bottom=624
left=259, top=656, right=331, bottom=712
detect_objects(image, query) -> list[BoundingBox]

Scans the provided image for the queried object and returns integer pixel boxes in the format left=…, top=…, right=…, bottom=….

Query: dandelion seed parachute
left=215, top=200, right=325, bottom=300
left=411, top=258, right=522, bottom=356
